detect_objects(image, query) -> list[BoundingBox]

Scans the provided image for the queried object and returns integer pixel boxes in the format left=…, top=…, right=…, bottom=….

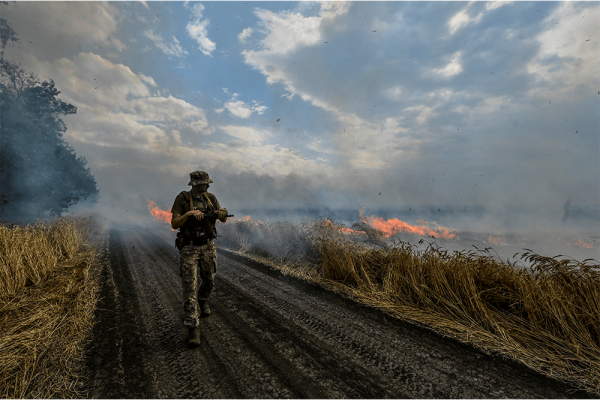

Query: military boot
left=188, top=327, right=201, bottom=348
left=199, top=300, right=211, bottom=318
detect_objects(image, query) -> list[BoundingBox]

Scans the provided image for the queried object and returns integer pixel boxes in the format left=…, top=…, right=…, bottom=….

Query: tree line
left=0, top=16, right=98, bottom=223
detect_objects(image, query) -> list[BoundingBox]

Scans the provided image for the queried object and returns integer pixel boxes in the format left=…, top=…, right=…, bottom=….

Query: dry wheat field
left=0, top=216, right=102, bottom=399
left=217, top=217, right=600, bottom=395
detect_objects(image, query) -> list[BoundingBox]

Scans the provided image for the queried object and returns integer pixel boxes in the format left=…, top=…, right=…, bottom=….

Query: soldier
left=171, top=171, right=228, bottom=348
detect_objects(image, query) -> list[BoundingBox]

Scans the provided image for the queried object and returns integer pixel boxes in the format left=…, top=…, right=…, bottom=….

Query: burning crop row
left=359, top=208, right=459, bottom=240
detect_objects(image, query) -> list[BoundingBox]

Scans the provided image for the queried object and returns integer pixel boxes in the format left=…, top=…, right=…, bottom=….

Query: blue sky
left=2, top=1, right=598, bottom=235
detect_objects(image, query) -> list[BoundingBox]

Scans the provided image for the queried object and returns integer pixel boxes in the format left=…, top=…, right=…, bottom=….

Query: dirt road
left=84, top=227, right=593, bottom=398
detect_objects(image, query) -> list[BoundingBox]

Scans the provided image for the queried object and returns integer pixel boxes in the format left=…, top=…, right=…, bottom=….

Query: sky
left=2, top=1, right=599, bottom=248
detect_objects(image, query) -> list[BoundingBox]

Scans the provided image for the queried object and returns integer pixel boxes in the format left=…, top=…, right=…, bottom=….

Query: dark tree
left=0, top=17, right=98, bottom=223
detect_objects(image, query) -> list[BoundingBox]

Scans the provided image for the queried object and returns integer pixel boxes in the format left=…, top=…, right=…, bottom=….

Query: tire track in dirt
left=114, top=229, right=242, bottom=399
left=84, top=227, right=595, bottom=399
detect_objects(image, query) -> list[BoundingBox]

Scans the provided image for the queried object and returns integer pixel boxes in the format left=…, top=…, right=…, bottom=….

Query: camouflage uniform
left=171, top=171, right=226, bottom=329
left=179, top=243, right=216, bottom=328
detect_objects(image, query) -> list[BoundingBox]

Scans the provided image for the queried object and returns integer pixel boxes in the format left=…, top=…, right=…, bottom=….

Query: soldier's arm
left=211, top=195, right=228, bottom=222
left=171, top=210, right=203, bottom=229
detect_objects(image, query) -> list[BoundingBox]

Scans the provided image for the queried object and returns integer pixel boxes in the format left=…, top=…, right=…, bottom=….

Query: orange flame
left=147, top=200, right=175, bottom=230
left=488, top=236, right=506, bottom=245
left=359, top=209, right=458, bottom=239
left=569, top=239, right=594, bottom=248
left=324, top=219, right=366, bottom=235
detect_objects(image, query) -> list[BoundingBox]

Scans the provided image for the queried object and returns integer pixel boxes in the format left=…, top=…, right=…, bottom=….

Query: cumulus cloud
left=238, top=3, right=435, bottom=171
left=238, top=27, right=253, bottom=43
left=27, top=52, right=210, bottom=151
left=143, top=30, right=189, bottom=59
left=222, top=93, right=268, bottom=119
left=18, top=48, right=333, bottom=193
left=185, top=2, right=216, bottom=56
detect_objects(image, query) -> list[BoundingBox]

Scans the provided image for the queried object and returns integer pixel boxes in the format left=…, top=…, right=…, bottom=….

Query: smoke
left=561, top=197, right=573, bottom=225
left=0, top=25, right=98, bottom=224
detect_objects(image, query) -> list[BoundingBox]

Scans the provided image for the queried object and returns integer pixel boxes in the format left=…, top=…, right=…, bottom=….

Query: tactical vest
left=179, top=191, right=218, bottom=241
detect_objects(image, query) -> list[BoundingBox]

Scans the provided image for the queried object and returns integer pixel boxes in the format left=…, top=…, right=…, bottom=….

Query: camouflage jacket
left=171, top=191, right=222, bottom=239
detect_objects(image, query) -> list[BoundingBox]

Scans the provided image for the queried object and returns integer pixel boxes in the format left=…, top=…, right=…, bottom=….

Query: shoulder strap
left=179, top=191, right=193, bottom=210
left=202, top=192, right=214, bottom=209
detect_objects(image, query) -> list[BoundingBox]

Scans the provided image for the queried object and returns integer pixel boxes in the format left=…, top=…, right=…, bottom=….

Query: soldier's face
left=194, top=184, right=209, bottom=192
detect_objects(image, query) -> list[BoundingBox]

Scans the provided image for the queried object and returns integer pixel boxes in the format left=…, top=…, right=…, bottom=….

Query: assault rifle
left=201, top=210, right=234, bottom=220
left=175, top=210, right=234, bottom=250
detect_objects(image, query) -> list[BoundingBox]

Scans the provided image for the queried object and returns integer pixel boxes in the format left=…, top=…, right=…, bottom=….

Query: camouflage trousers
left=179, top=242, right=217, bottom=328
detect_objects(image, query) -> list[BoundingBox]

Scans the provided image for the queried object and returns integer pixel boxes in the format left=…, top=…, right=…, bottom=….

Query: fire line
left=359, top=209, right=458, bottom=239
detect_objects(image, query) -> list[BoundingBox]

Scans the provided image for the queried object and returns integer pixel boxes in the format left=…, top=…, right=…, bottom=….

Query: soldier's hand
left=217, top=208, right=227, bottom=221
left=186, top=210, right=204, bottom=220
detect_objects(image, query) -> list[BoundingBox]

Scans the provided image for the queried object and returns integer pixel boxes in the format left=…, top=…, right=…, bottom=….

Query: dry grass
left=0, top=216, right=102, bottom=398
left=218, top=217, right=600, bottom=395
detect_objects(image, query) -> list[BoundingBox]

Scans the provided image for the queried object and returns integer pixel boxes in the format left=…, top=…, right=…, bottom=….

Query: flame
left=488, top=236, right=506, bottom=245
left=246, top=215, right=252, bottom=221
left=147, top=200, right=176, bottom=231
left=569, top=239, right=594, bottom=249
left=359, top=209, right=458, bottom=239
left=325, top=219, right=366, bottom=235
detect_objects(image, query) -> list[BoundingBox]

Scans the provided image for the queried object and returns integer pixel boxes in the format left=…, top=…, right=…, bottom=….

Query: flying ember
left=359, top=209, right=458, bottom=239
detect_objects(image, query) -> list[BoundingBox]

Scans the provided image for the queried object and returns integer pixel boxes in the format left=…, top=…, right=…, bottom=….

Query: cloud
left=526, top=2, right=599, bottom=92
left=432, top=51, right=463, bottom=77
left=447, top=2, right=512, bottom=35
left=20, top=48, right=335, bottom=195
left=448, top=9, right=474, bottom=35
left=0, top=2, right=125, bottom=60
left=448, top=1, right=512, bottom=35
left=185, top=2, right=216, bottom=56
left=383, top=86, right=403, bottom=101
left=27, top=52, right=210, bottom=151
left=307, top=139, right=334, bottom=154
left=222, top=93, right=268, bottom=119
left=143, top=30, right=189, bottom=59
left=220, top=125, right=272, bottom=144
left=486, top=1, right=512, bottom=11
left=238, top=27, right=253, bottom=43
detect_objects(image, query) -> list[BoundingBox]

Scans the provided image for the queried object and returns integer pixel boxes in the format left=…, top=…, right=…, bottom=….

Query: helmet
left=188, top=171, right=214, bottom=186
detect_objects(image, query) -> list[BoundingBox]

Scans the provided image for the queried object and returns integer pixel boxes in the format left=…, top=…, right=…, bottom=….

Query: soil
left=83, top=226, right=595, bottom=398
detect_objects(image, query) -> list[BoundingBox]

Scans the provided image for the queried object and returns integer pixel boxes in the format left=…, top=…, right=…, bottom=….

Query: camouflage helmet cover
left=188, top=170, right=214, bottom=186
